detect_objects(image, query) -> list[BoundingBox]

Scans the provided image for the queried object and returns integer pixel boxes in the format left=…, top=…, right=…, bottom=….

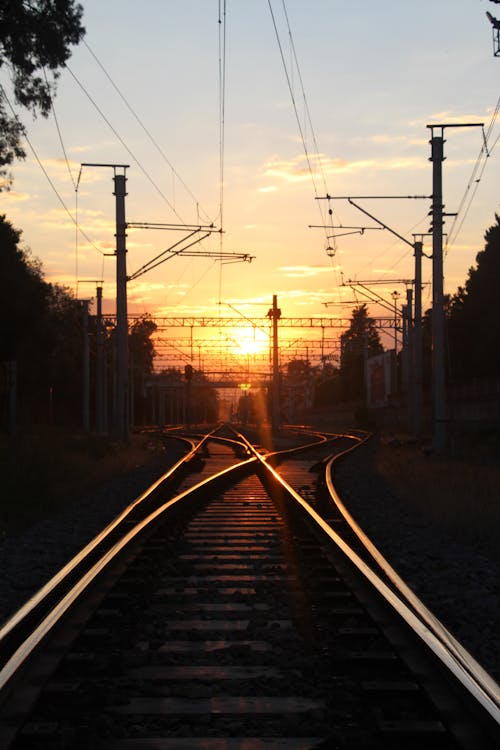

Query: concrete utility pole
left=81, top=163, right=130, bottom=441
left=427, top=123, right=483, bottom=452
left=95, top=285, right=106, bottom=433
left=81, top=299, right=90, bottom=433
left=391, top=290, right=400, bottom=397
left=268, top=295, right=281, bottom=430
left=114, top=170, right=129, bottom=441
left=428, top=128, right=447, bottom=453
left=412, top=239, right=423, bottom=438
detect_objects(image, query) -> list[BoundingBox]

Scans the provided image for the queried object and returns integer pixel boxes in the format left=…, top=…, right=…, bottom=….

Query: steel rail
left=324, top=439, right=500, bottom=717
left=238, top=434, right=500, bottom=728
left=0, top=453, right=258, bottom=695
left=227, top=424, right=336, bottom=462
left=0, top=426, right=227, bottom=646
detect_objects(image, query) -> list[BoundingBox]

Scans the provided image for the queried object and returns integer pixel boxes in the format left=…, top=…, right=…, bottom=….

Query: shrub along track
left=0, top=424, right=498, bottom=749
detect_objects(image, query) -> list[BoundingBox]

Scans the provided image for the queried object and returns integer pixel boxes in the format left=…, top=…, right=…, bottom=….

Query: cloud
left=263, top=152, right=426, bottom=182
left=257, top=186, right=277, bottom=193
left=263, top=153, right=350, bottom=182
left=0, top=189, right=31, bottom=202
left=359, top=134, right=409, bottom=145
left=279, top=264, right=337, bottom=278
left=40, top=207, right=115, bottom=237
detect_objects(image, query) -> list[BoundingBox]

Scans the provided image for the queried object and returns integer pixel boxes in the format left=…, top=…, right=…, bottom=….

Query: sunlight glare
left=232, top=327, right=269, bottom=358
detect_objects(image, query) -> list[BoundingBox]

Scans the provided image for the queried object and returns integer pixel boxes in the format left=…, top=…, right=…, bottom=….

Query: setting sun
left=233, top=327, right=270, bottom=358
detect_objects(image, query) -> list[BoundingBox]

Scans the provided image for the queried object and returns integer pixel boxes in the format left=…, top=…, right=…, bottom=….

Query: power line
left=65, top=63, right=185, bottom=221
left=43, top=68, right=77, bottom=191
left=447, top=94, right=500, bottom=247
left=82, top=40, right=212, bottom=225
left=267, top=1, right=335, bottom=249
left=0, top=83, right=105, bottom=258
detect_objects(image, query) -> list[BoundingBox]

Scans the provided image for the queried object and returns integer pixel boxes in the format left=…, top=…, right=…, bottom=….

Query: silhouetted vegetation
left=340, top=304, right=383, bottom=401
left=0, top=0, right=85, bottom=188
left=0, top=214, right=83, bottom=427
left=152, top=367, right=219, bottom=425
left=447, top=214, right=500, bottom=382
left=0, top=215, right=161, bottom=433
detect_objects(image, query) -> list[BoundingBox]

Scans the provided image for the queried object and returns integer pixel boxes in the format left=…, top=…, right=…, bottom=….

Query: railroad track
left=0, top=424, right=498, bottom=749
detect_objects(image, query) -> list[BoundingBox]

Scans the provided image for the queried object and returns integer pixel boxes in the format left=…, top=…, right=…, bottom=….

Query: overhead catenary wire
left=43, top=67, right=85, bottom=294
left=446, top=94, right=500, bottom=248
left=64, top=63, right=185, bottom=222
left=0, top=83, right=105, bottom=260
left=267, top=1, right=337, bottom=251
left=81, top=40, right=213, bottom=225
left=43, top=68, right=77, bottom=191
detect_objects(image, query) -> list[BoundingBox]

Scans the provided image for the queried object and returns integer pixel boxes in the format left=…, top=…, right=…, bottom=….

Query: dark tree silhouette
left=447, top=215, right=500, bottom=381
left=0, top=214, right=82, bottom=426
left=129, top=316, right=157, bottom=425
left=0, top=0, right=85, bottom=187
left=340, top=304, right=383, bottom=401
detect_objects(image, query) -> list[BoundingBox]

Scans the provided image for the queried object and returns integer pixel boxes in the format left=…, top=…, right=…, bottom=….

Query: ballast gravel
left=0, top=450, right=179, bottom=626
left=332, top=439, right=500, bottom=684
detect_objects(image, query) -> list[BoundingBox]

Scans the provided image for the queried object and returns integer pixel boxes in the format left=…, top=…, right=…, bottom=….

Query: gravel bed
left=0, top=448, right=183, bottom=626
left=332, top=438, right=500, bottom=684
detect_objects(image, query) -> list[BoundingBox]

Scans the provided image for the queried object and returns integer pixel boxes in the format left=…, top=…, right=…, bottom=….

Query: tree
left=0, top=214, right=47, bottom=361
left=447, top=215, right=500, bottom=381
left=129, top=316, right=157, bottom=425
left=340, top=304, right=383, bottom=401
left=0, top=0, right=85, bottom=187
left=0, top=214, right=82, bottom=426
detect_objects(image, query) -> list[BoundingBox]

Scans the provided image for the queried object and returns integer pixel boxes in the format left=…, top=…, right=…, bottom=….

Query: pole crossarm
left=127, top=222, right=219, bottom=231
left=309, top=224, right=383, bottom=239
left=427, top=123, right=484, bottom=131
left=81, top=162, right=129, bottom=171
left=316, top=194, right=430, bottom=200
left=345, top=282, right=401, bottom=317
left=348, top=278, right=414, bottom=286
left=175, top=251, right=255, bottom=264
left=128, top=235, right=253, bottom=281
left=127, top=231, right=211, bottom=281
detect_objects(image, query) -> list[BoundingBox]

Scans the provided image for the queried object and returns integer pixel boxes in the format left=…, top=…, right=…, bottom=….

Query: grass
left=0, top=427, right=164, bottom=536
left=375, top=435, right=500, bottom=557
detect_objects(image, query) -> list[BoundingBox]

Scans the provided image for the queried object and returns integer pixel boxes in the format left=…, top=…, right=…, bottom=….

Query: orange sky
left=1, top=1, right=498, bottom=372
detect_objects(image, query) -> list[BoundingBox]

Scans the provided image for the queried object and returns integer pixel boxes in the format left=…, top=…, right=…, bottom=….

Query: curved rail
left=0, top=447, right=257, bottom=695
left=0, top=426, right=241, bottom=657
left=235, top=428, right=500, bottom=728
left=324, top=439, right=500, bottom=720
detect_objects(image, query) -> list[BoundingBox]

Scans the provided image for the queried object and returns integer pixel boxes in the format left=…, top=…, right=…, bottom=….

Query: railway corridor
left=0, top=428, right=497, bottom=748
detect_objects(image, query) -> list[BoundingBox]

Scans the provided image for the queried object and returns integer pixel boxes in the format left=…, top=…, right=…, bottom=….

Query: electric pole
left=268, top=295, right=281, bottom=430
left=81, top=299, right=90, bottom=433
left=427, top=123, right=483, bottom=452
left=95, top=285, right=106, bottom=433
left=81, top=163, right=130, bottom=441
left=428, top=128, right=447, bottom=453
left=413, top=239, right=423, bottom=438
left=114, top=169, right=129, bottom=442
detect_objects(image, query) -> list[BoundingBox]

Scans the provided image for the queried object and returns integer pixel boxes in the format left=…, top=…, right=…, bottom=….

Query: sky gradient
left=0, top=1, right=498, bottom=368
